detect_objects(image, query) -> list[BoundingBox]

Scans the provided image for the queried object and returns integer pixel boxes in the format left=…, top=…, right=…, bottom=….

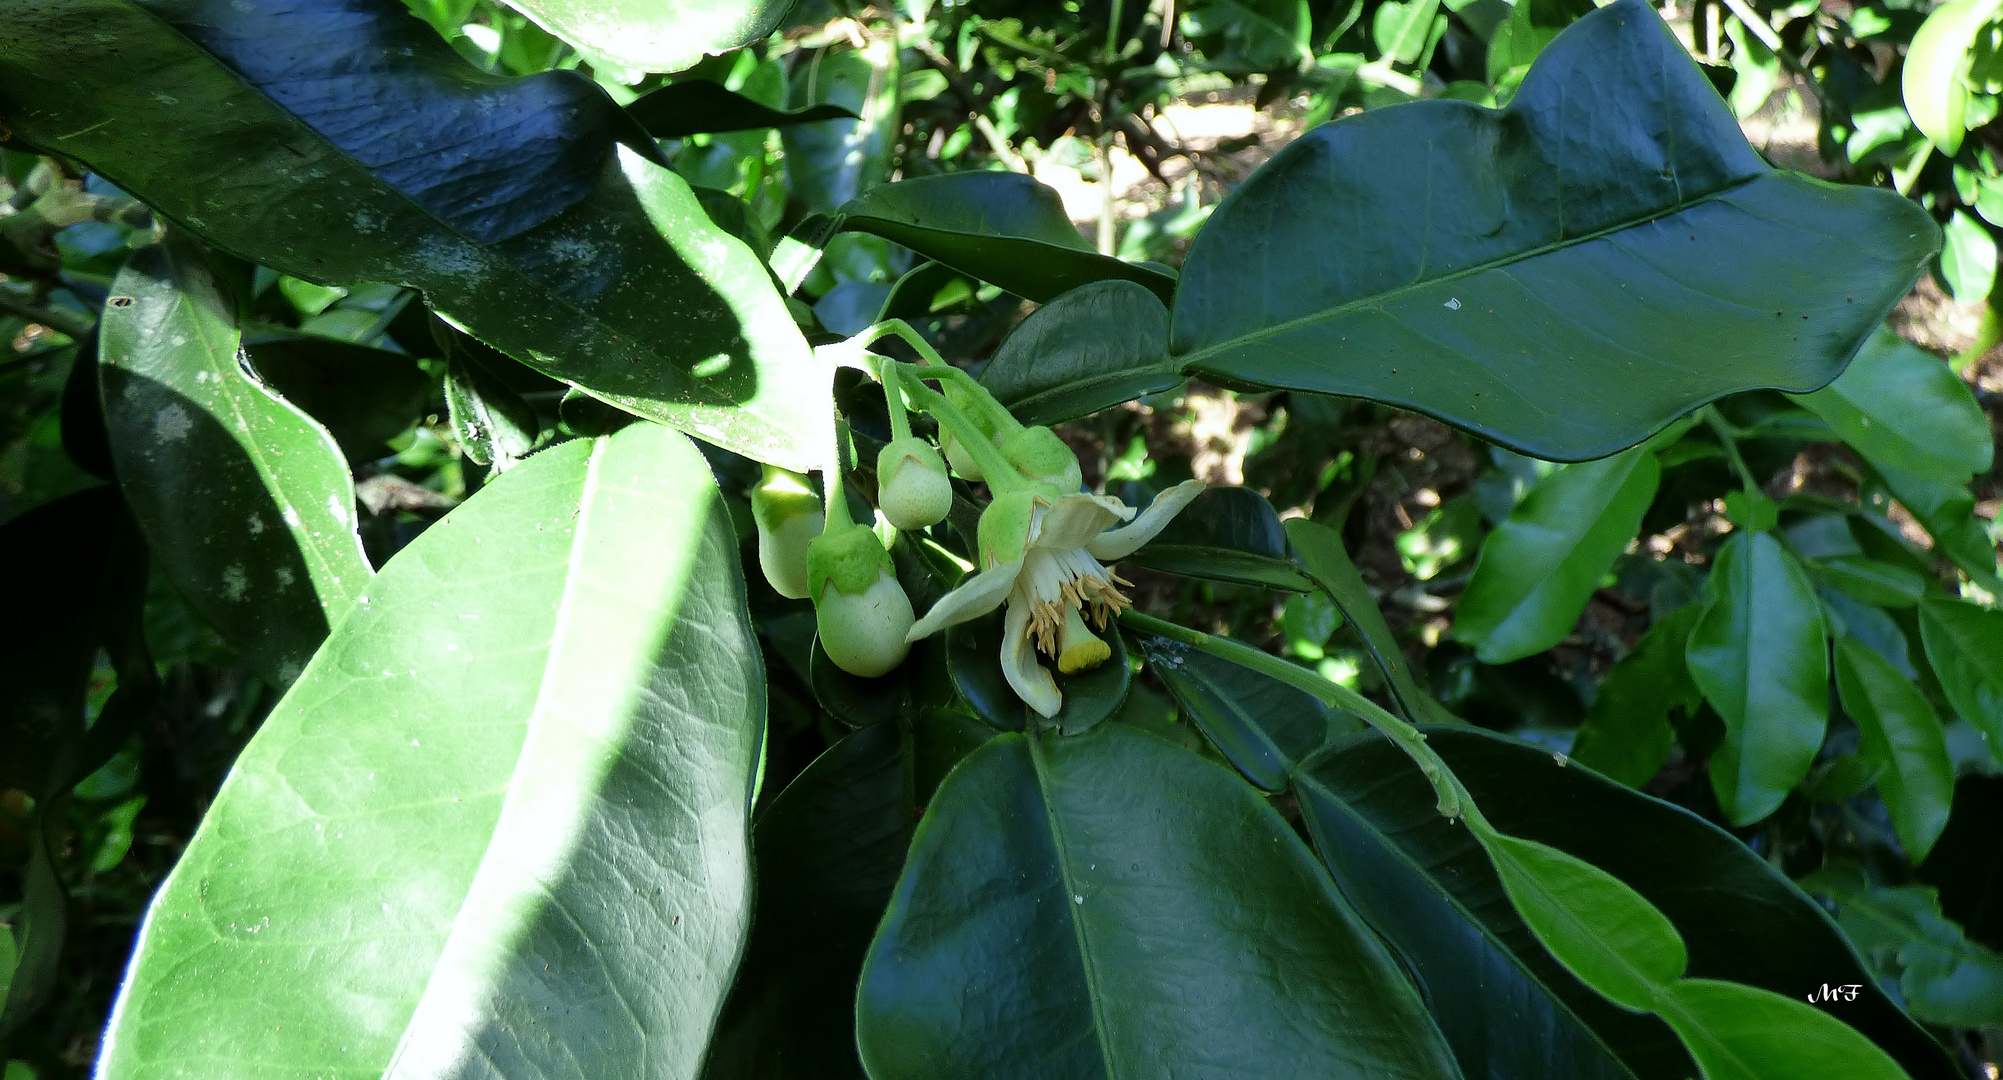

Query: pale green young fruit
left=876, top=437, right=952, bottom=530
left=1001, top=425, right=1083, bottom=492
left=749, top=465, right=822, bottom=600
left=976, top=489, right=1041, bottom=568
left=808, top=524, right=914, bottom=677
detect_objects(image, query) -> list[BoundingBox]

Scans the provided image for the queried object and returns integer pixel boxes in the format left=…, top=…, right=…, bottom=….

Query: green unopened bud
left=808, top=525, right=913, bottom=677
left=750, top=466, right=823, bottom=600
left=976, top=490, right=1039, bottom=568
left=940, top=429, right=986, bottom=482
left=1001, top=425, right=1082, bottom=492
left=876, top=437, right=952, bottom=530
left=939, top=381, right=1003, bottom=481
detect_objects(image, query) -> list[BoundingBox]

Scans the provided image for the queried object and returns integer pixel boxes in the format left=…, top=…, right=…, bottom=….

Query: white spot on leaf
left=1443, top=297, right=1462, bottom=311
left=220, top=565, right=249, bottom=601
left=154, top=405, right=194, bottom=442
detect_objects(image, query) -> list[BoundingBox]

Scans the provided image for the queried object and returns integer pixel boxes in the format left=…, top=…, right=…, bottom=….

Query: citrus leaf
left=1171, top=0, right=1938, bottom=461
left=99, top=240, right=371, bottom=685
left=2, top=0, right=825, bottom=469
left=98, top=424, right=765, bottom=1079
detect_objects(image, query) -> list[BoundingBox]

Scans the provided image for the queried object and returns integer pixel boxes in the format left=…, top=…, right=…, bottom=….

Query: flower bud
left=750, top=465, right=822, bottom=600
left=976, top=490, right=1039, bottom=568
left=939, top=381, right=1001, bottom=481
left=940, top=429, right=985, bottom=482
left=876, top=437, right=952, bottom=530
left=1001, top=425, right=1082, bottom=492
left=807, top=525, right=913, bottom=677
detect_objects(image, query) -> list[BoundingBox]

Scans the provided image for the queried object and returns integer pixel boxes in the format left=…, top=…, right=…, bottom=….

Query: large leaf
left=1296, top=726, right=1962, bottom=1080
left=1169, top=0, right=1938, bottom=461
left=1, top=0, right=825, bottom=469
left=1455, top=447, right=1660, bottom=663
left=855, top=725, right=1463, bottom=1079
left=1131, top=631, right=1337, bottom=791
left=1835, top=636, right=1953, bottom=861
left=99, top=240, right=371, bottom=684
left=496, top=0, right=792, bottom=74
left=1685, top=532, right=1829, bottom=825
left=1918, top=593, right=2003, bottom=747
left=98, top=424, right=766, bottom=1079
left=1791, top=327, right=1993, bottom=482
left=837, top=173, right=1179, bottom=304
left=977, top=280, right=1178, bottom=425
left=1568, top=605, right=1704, bottom=788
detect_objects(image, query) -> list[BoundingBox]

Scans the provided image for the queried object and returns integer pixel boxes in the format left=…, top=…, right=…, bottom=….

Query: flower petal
left=905, top=558, right=1023, bottom=641
left=1085, top=479, right=1206, bottom=561
left=1034, top=493, right=1133, bottom=551
left=1001, top=599, right=1062, bottom=717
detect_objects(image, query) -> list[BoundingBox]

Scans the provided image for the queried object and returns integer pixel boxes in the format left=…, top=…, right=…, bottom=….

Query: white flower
left=905, top=480, right=1205, bottom=717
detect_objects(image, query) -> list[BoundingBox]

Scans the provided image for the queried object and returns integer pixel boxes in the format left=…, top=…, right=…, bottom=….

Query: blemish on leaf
left=154, top=404, right=194, bottom=442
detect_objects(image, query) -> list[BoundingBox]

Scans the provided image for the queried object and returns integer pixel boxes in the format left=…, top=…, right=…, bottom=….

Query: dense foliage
left=1, top=0, right=2000, bottom=1075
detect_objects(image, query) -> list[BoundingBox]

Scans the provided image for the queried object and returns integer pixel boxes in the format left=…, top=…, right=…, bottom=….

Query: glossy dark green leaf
left=1790, top=327, right=1993, bottom=482
left=1569, top=604, right=1704, bottom=788
left=856, top=726, right=1462, bottom=1079
left=1297, top=726, right=1962, bottom=1080
left=1123, top=485, right=1310, bottom=591
left=628, top=79, right=858, bottom=138
left=1169, top=0, right=1938, bottom=461
left=836, top=173, right=1178, bottom=304
left=1813, top=555, right=1928, bottom=608
left=1836, top=636, right=1953, bottom=860
left=1806, top=866, right=2003, bottom=1029
left=1132, top=632, right=1333, bottom=790
left=486, top=0, right=790, bottom=73
left=1685, top=532, right=1829, bottom=825
left=704, top=723, right=916, bottom=1079
left=2, top=0, right=825, bottom=469
left=1483, top=831, right=1687, bottom=1011
left=1456, top=447, right=1660, bottom=663
left=784, top=45, right=898, bottom=215
left=242, top=330, right=432, bottom=461
left=977, top=281, right=1179, bottom=425
left=1918, top=593, right=2003, bottom=748
left=1286, top=518, right=1459, bottom=725
left=944, top=609, right=1130, bottom=735
left=98, top=425, right=766, bottom=1078
left=99, top=241, right=371, bottom=685
left=1653, top=978, right=1909, bottom=1080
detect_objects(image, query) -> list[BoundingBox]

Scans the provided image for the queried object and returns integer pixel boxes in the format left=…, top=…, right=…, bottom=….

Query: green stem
left=823, top=416, right=856, bottom=532
left=892, top=359, right=1018, bottom=434
left=898, top=379, right=1025, bottom=492
left=881, top=360, right=914, bottom=443
left=832, top=319, right=1023, bottom=436
left=1700, top=406, right=1760, bottom=493
left=1117, top=609, right=1488, bottom=828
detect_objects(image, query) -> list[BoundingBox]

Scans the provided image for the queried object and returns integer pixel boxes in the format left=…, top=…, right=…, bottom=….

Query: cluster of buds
left=750, top=321, right=1201, bottom=716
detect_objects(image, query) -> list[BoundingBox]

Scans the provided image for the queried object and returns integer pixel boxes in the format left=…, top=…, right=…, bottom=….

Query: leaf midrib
left=1171, top=173, right=1765, bottom=367
left=1027, top=736, right=1121, bottom=1080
